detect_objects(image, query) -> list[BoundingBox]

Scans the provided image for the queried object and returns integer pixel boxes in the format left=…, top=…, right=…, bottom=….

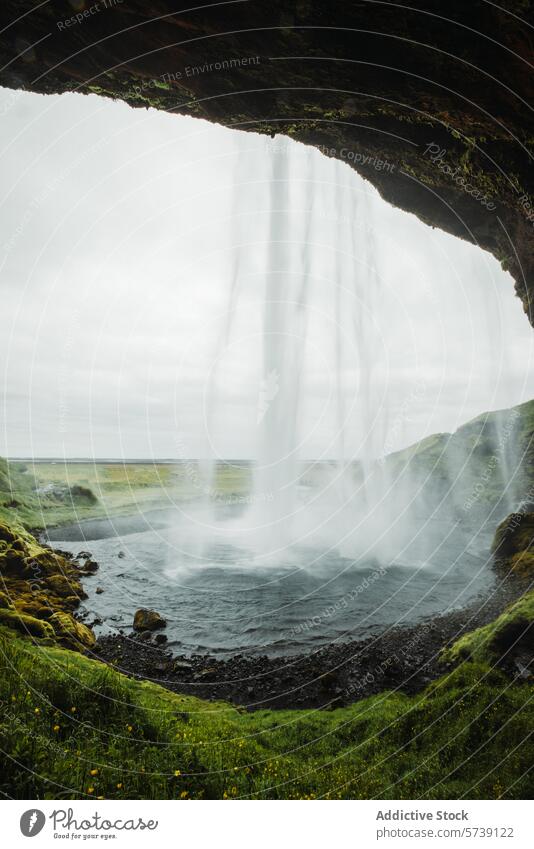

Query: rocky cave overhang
left=1, top=0, right=533, bottom=324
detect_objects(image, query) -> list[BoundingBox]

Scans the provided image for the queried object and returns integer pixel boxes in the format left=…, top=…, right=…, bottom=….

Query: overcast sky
left=1, top=87, right=533, bottom=460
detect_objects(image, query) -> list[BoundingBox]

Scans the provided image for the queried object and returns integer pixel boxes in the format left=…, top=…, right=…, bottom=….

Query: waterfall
left=166, top=131, right=528, bottom=574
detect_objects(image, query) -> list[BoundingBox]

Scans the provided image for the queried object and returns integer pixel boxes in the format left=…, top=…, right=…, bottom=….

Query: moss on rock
left=0, top=608, right=54, bottom=640
left=49, top=612, right=96, bottom=650
left=443, top=590, right=534, bottom=665
left=0, top=520, right=94, bottom=651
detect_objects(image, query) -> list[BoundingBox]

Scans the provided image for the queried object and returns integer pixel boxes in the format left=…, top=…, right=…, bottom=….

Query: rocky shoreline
left=88, top=572, right=529, bottom=711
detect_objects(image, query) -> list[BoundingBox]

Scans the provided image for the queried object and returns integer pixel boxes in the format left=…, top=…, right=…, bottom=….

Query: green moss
left=0, top=626, right=532, bottom=800
left=0, top=609, right=54, bottom=640
left=48, top=612, right=95, bottom=649
left=443, top=590, right=534, bottom=665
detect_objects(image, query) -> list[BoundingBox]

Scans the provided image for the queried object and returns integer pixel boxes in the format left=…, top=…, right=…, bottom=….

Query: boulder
left=136, top=630, right=153, bottom=642
left=0, top=608, right=54, bottom=640
left=79, top=560, right=99, bottom=575
left=45, top=574, right=80, bottom=598
left=133, top=608, right=166, bottom=632
left=49, top=612, right=96, bottom=649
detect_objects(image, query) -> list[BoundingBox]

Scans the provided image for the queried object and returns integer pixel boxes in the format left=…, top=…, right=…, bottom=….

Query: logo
left=20, top=809, right=46, bottom=837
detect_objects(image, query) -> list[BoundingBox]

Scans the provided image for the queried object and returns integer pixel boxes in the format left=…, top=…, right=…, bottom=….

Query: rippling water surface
left=48, top=502, right=495, bottom=656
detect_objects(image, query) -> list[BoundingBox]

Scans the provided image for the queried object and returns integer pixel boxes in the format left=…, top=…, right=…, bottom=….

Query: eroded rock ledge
left=0, top=522, right=95, bottom=650
left=0, top=1, right=533, bottom=321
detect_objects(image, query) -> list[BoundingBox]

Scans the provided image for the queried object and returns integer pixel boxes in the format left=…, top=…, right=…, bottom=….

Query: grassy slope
left=1, top=625, right=533, bottom=800
left=386, top=399, right=534, bottom=511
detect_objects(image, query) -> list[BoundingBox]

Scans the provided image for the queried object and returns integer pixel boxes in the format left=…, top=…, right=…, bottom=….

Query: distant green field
left=0, top=459, right=252, bottom=531
left=1, top=397, right=532, bottom=532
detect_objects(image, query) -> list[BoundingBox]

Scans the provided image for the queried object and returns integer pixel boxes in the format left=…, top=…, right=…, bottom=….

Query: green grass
left=443, top=589, right=534, bottom=665
left=1, top=627, right=532, bottom=800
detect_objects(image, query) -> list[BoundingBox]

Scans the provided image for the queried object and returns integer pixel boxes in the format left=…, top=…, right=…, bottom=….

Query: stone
left=79, top=560, right=99, bottom=574
left=49, top=612, right=96, bottom=649
left=45, top=574, right=79, bottom=598
left=193, top=666, right=217, bottom=681
left=173, top=660, right=193, bottom=672
left=154, top=633, right=167, bottom=645
left=95, top=586, right=104, bottom=594
left=0, top=608, right=54, bottom=640
left=133, top=608, right=166, bottom=632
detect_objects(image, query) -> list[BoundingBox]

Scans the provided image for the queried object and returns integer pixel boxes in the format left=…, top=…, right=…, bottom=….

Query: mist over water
left=162, top=137, right=523, bottom=583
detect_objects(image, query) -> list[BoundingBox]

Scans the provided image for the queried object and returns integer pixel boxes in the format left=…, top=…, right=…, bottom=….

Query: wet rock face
left=492, top=511, right=534, bottom=575
left=48, top=611, right=96, bottom=649
left=0, top=521, right=95, bottom=649
left=133, top=608, right=167, bottom=632
left=0, top=2, right=533, bottom=323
